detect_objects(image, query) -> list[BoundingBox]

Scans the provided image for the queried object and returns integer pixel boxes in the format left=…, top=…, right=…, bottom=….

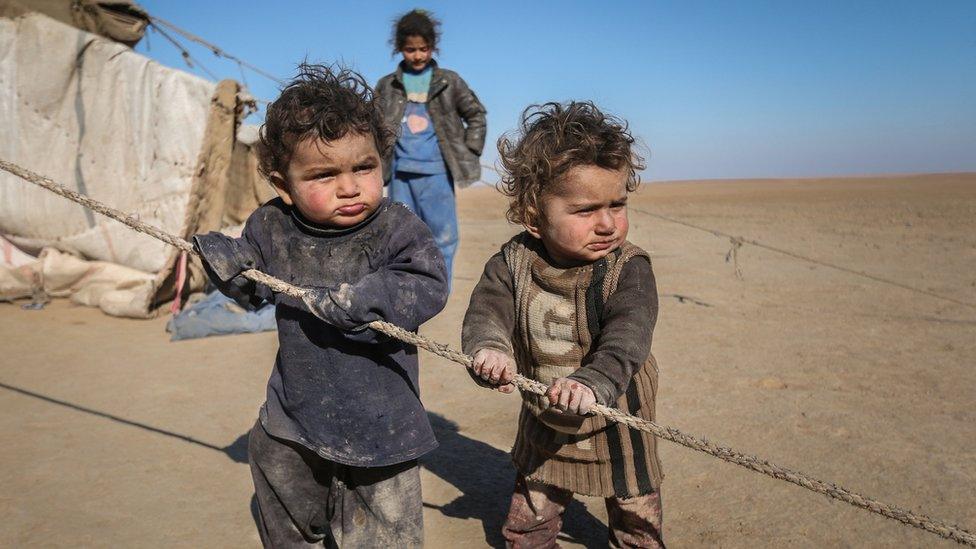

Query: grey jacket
left=376, top=61, right=487, bottom=187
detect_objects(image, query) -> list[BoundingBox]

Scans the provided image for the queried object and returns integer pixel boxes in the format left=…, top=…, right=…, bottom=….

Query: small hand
left=300, top=286, right=359, bottom=330
left=470, top=349, right=516, bottom=394
left=192, top=232, right=252, bottom=282
left=546, top=378, right=596, bottom=415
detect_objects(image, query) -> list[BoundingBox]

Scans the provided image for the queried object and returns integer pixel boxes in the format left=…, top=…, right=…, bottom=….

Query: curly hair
left=497, top=101, right=645, bottom=225
left=390, top=9, right=441, bottom=54
left=258, top=63, right=395, bottom=180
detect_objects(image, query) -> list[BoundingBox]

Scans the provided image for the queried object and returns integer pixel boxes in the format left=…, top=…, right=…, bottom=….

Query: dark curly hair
left=258, top=63, right=395, bottom=181
left=497, top=101, right=645, bottom=225
left=390, top=9, right=440, bottom=54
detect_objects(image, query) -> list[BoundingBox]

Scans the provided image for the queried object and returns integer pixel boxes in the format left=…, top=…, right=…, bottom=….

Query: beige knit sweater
left=463, top=233, right=663, bottom=497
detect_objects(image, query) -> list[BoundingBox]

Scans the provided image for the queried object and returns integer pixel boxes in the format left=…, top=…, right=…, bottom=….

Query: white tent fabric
left=0, top=4, right=269, bottom=318
left=1, top=235, right=156, bottom=316
left=0, top=7, right=214, bottom=274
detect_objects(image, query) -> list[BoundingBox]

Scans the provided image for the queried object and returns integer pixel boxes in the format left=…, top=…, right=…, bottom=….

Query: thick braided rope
left=0, top=160, right=196, bottom=255
left=2, top=159, right=973, bottom=546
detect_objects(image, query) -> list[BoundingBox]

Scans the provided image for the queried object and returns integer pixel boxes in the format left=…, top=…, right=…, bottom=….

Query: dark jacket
left=376, top=61, right=487, bottom=187
left=193, top=198, right=449, bottom=467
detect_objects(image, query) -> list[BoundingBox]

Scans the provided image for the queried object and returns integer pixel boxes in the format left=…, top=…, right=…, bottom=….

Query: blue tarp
left=166, top=290, right=276, bottom=341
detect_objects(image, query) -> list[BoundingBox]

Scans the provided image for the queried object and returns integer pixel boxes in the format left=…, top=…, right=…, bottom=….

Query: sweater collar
left=289, top=199, right=387, bottom=237
left=395, top=59, right=439, bottom=84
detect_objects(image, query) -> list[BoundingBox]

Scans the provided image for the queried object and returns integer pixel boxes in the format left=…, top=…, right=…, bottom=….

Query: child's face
left=526, top=165, right=630, bottom=267
left=400, top=35, right=432, bottom=72
left=271, top=133, right=384, bottom=228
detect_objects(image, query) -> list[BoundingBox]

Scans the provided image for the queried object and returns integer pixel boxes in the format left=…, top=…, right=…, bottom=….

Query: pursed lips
left=586, top=239, right=617, bottom=250
left=336, top=203, right=367, bottom=216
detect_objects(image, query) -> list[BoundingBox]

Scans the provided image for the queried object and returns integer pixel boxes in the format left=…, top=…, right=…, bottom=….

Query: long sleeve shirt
left=194, top=198, right=448, bottom=467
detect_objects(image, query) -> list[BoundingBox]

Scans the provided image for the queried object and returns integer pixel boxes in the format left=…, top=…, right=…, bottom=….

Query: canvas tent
left=0, top=0, right=274, bottom=317
left=16, top=0, right=150, bottom=46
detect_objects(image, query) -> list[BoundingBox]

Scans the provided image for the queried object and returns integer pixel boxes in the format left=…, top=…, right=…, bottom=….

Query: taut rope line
left=147, top=16, right=287, bottom=86
left=1, top=159, right=973, bottom=546
left=631, top=207, right=976, bottom=310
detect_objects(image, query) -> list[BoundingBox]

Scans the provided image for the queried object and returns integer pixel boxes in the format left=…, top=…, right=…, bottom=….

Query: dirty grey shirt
left=462, top=241, right=658, bottom=406
left=194, top=198, right=448, bottom=467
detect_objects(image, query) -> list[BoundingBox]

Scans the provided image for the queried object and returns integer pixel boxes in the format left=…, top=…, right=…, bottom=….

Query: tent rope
left=631, top=207, right=975, bottom=309
left=148, top=23, right=220, bottom=81
left=147, top=16, right=286, bottom=86
left=1, top=158, right=973, bottom=546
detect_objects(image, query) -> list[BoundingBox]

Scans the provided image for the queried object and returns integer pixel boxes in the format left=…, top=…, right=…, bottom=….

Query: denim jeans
left=389, top=171, right=458, bottom=288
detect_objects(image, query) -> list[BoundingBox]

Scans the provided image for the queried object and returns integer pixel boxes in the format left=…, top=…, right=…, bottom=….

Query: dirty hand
left=547, top=378, right=596, bottom=415
left=300, top=286, right=360, bottom=331
left=192, top=232, right=253, bottom=282
left=470, top=348, right=516, bottom=394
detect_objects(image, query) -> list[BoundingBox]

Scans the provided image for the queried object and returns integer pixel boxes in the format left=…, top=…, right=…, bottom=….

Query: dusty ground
left=1, top=173, right=974, bottom=548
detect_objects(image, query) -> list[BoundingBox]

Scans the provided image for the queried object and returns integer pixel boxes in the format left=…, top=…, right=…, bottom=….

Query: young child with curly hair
left=193, top=64, right=449, bottom=548
left=462, top=101, right=665, bottom=548
left=375, top=8, right=487, bottom=288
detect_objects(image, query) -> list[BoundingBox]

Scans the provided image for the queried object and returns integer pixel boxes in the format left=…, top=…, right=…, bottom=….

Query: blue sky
left=137, top=1, right=976, bottom=182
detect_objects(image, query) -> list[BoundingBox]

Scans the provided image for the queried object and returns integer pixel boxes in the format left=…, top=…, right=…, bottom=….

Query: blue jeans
left=389, top=171, right=458, bottom=288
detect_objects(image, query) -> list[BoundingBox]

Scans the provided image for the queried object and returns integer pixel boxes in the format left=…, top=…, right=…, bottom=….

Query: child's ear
left=523, top=208, right=543, bottom=239
left=269, top=172, right=294, bottom=206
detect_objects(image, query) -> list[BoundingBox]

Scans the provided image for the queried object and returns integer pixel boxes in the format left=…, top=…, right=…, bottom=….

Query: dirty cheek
left=307, top=186, right=335, bottom=207
left=571, top=219, right=591, bottom=245
left=617, top=213, right=630, bottom=238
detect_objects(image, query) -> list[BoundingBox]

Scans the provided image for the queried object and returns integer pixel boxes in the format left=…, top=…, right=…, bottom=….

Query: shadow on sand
left=422, top=412, right=606, bottom=548
left=0, top=380, right=250, bottom=463
left=0, top=380, right=606, bottom=546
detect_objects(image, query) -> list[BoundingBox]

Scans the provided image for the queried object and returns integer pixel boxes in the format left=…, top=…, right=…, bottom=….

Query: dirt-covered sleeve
left=462, top=252, right=516, bottom=357
left=302, top=209, right=449, bottom=338
left=568, top=256, right=658, bottom=405
left=192, top=212, right=272, bottom=309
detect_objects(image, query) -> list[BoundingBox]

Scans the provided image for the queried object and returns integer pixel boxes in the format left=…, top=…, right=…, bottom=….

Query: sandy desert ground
left=1, top=173, right=974, bottom=548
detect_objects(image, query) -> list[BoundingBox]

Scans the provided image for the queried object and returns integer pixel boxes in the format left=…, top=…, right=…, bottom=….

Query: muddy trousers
left=248, top=421, right=423, bottom=548
left=502, top=475, right=664, bottom=549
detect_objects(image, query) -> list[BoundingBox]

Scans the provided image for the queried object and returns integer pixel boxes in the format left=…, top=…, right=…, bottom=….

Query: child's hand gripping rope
left=546, top=378, right=597, bottom=415
left=300, top=285, right=366, bottom=331
left=469, top=348, right=517, bottom=394
left=469, top=350, right=597, bottom=415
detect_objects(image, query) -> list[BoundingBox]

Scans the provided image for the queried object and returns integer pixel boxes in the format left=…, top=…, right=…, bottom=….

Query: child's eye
left=354, top=163, right=376, bottom=174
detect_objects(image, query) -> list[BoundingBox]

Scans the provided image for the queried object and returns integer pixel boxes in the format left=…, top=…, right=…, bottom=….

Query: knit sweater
left=462, top=233, right=663, bottom=497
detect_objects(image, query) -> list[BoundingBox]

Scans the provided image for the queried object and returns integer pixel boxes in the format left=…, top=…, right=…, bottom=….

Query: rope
left=147, top=16, right=286, bottom=86
left=146, top=21, right=271, bottom=110
left=148, top=24, right=220, bottom=82
left=1, top=158, right=973, bottom=546
left=632, top=207, right=976, bottom=310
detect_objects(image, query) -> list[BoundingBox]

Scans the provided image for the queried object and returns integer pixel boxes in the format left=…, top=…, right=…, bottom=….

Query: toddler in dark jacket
left=463, top=102, right=665, bottom=548
left=193, top=64, right=448, bottom=548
